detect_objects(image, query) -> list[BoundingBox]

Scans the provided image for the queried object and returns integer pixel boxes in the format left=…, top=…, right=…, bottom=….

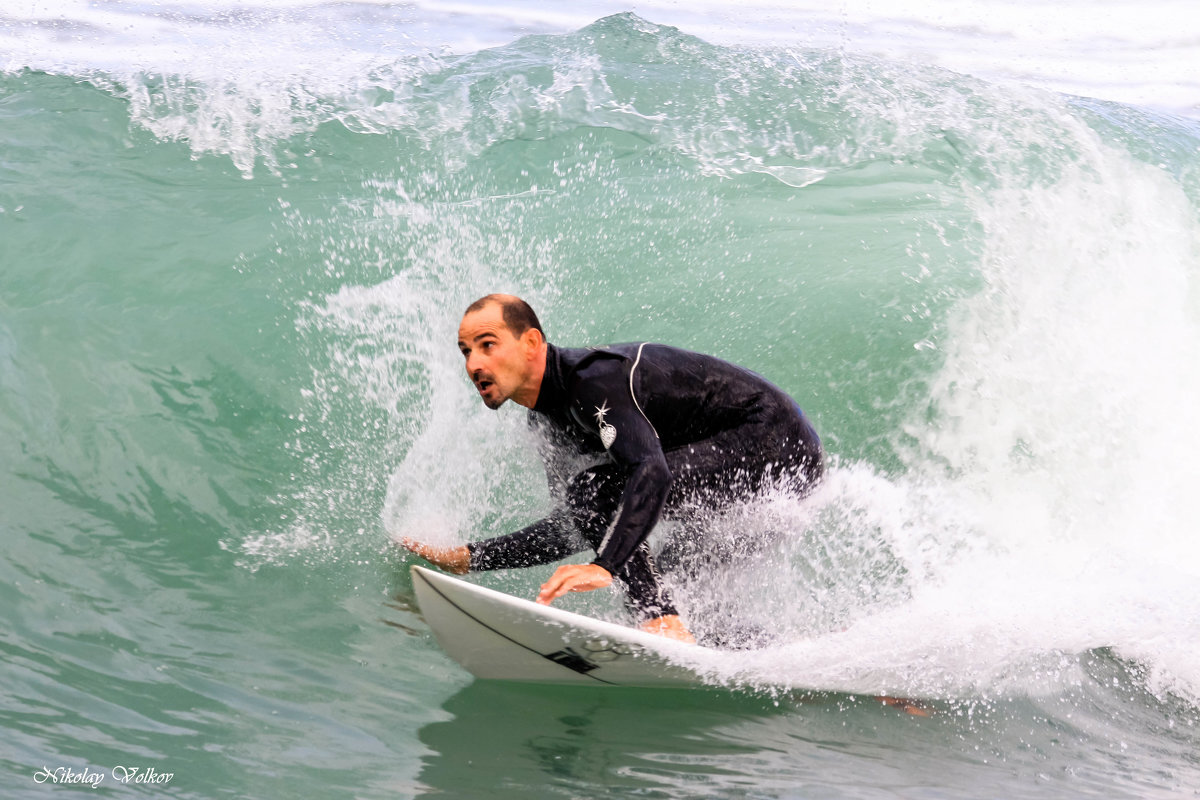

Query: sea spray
left=194, top=18, right=1200, bottom=704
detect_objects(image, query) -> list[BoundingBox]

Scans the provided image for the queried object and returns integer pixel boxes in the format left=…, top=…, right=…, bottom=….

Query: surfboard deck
left=410, top=565, right=713, bottom=687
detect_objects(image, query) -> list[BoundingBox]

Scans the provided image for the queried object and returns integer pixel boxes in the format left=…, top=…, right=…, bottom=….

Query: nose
left=464, top=349, right=483, bottom=376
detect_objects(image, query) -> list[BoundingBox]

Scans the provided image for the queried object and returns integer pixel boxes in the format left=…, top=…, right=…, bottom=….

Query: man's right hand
left=399, top=538, right=470, bottom=574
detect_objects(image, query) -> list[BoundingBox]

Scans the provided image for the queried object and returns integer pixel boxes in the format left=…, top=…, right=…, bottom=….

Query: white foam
left=6, top=0, right=1198, bottom=115
left=644, top=102, right=1200, bottom=700
left=724, top=119, right=1200, bottom=700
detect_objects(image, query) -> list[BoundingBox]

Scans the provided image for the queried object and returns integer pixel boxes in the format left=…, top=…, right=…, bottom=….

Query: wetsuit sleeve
left=467, top=419, right=589, bottom=571
left=466, top=511, right=589, bottom=570
left=571, top=359, right=672, bottom=576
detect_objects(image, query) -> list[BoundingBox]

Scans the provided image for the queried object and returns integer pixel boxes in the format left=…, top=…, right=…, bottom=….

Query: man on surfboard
left=402, top=294, right=823, bottom=644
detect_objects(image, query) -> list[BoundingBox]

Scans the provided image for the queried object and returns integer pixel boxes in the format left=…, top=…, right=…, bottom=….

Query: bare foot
left=877, top=696, right=932, bottom=717
left=639, top=614, right=697, bottom=644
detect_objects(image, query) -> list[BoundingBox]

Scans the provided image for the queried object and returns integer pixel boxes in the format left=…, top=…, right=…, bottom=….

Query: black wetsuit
left=466, top=342, right=823, bottom=621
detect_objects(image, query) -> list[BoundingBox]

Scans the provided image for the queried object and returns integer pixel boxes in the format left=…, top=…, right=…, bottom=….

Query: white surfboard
left=410, top=565, right=714, bottom=687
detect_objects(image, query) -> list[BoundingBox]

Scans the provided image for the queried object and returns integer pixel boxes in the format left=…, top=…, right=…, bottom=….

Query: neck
left=512, top=342, right=548, bottom=409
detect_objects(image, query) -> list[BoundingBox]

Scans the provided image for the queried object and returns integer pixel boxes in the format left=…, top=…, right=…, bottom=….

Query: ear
left=521, top=327, right=544, bottom=358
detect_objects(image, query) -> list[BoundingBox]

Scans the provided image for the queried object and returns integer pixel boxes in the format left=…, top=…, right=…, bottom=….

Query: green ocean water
left=4, top=13, right=1200, bottom=799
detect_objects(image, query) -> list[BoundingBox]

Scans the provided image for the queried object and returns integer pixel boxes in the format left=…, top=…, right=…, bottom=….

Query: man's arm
left=534, top=451, right=670, bottom=605
left=538, top=357, right=673, bottom=602
left=399, top=539, right=469, bottom=573
left=468, top=513, right=588, bottom=569
left=589, top=451, right=671, bottom=574
left=400, top=512, right=588, bottom=574
left=577, top=360, right=673, bottom=575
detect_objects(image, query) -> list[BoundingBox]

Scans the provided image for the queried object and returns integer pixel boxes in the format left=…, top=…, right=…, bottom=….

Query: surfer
left=401, top=293, right=823, bottom=644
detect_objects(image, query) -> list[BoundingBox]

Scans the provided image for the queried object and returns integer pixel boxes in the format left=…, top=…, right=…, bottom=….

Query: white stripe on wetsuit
left=597, top=342, right=659, bottom=560
left=630, top=342, right=659, bottom=440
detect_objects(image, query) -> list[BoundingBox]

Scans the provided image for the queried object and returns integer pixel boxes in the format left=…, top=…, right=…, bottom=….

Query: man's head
left=457, top=294, right=547, bottom=410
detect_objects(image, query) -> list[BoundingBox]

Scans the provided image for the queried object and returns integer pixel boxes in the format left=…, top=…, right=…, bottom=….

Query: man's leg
left=655, top=419, right=824, bottom=577
left=563, top=464, right=681, bottom=623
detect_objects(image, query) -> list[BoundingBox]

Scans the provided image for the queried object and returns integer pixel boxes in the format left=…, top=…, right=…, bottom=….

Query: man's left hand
left=537, top=563, right=613, bottom=605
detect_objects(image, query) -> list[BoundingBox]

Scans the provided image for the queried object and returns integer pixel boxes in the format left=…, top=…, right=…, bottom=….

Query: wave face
left=3, top=10, right=1200, bottom=800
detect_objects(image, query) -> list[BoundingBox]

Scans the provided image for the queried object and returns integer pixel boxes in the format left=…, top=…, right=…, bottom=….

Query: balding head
left=463, top=294, right=544, bottom=340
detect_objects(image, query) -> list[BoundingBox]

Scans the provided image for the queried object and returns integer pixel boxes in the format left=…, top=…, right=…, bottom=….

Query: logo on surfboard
left=544, top=640, right=643, bottom=674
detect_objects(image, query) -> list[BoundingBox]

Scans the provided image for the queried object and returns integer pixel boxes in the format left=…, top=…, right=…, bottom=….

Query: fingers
left=399, top=537, right=431, bottom=560
left=399, top=538, right=470, bottom=574
left=537, top=564, right=613, bottom=605
left=536, top=569, right=570, bottom=605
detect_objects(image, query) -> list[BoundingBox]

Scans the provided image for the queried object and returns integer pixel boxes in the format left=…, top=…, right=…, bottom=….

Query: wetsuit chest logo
left=593, top=402, right=617, bottom=449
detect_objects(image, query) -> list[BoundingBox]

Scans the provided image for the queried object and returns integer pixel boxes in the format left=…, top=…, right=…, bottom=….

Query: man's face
left=457, top=304, right=531, bottom=410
